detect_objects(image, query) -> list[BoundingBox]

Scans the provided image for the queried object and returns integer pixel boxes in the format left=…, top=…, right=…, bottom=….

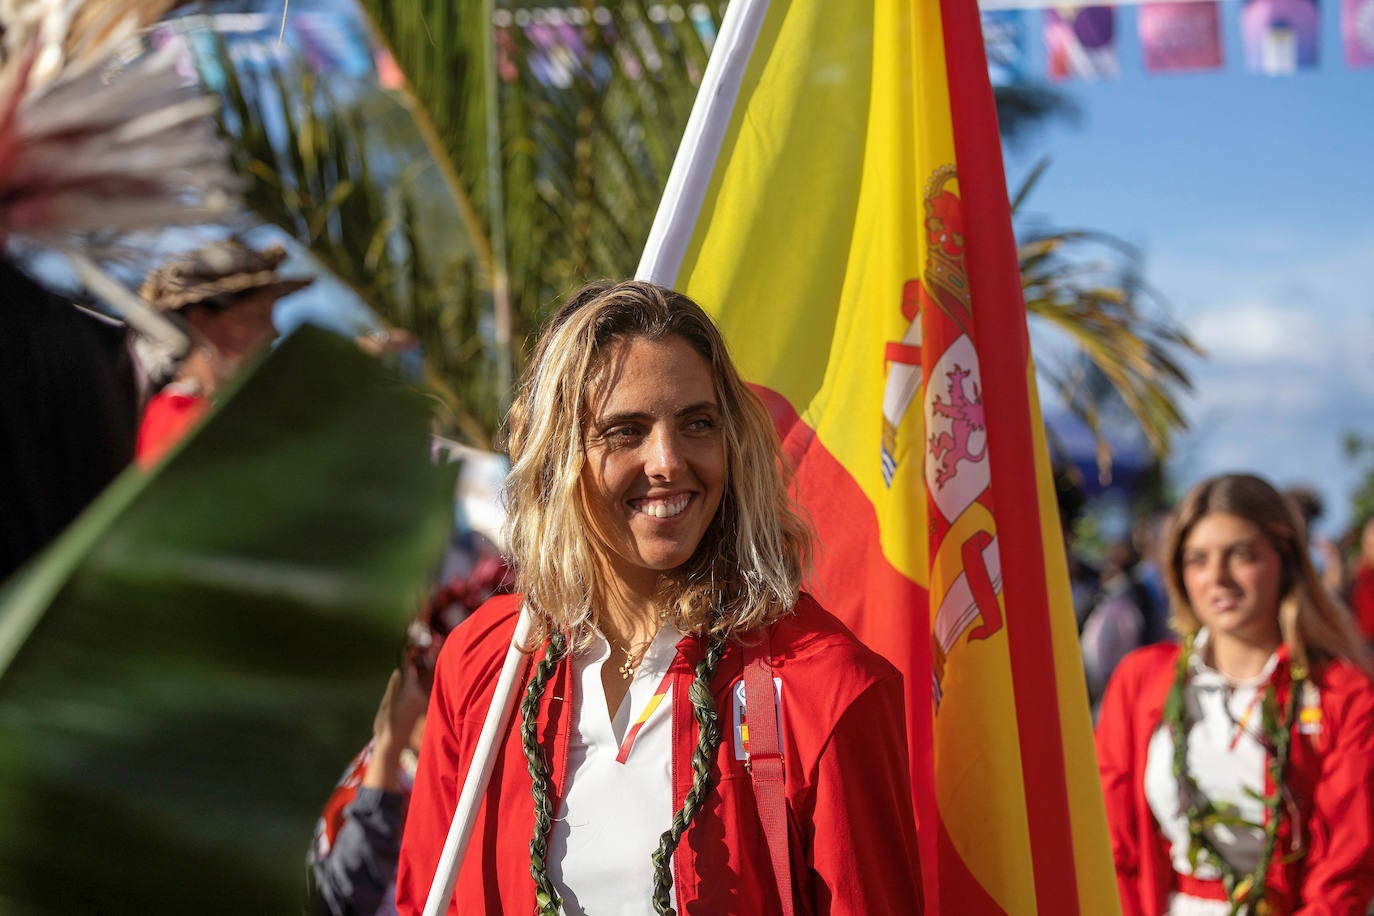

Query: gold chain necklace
left=613, top=637, right=653, bottom=680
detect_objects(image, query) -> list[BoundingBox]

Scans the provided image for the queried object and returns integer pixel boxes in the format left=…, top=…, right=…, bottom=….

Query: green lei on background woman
left=1164, top=632, right=1306, bottom=916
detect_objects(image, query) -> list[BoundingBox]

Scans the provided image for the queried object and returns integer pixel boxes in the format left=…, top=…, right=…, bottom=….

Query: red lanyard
left=615, top=668, right=674, bottom=764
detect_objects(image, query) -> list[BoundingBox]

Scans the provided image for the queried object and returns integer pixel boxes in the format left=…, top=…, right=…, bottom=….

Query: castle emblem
left=880, top=165, right=970, bottom=487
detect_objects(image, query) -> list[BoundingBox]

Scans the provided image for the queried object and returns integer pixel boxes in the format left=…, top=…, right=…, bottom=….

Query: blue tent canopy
left=1042, top=409, right=1153, bottom=498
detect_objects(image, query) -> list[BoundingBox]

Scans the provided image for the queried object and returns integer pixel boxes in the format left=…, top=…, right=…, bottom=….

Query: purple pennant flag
left=1242, top=0, right=1320, bottom=73
left=1044, top=6, right=1119, bottom=81
left=1345, top=0, right=1374, bottom=65
left=1139, top=1, right=1224, bottom=72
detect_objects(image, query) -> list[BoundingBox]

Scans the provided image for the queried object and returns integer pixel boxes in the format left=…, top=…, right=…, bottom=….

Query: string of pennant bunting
left=496, top=1, right=1374, bottom=85
left=491, top=1, right=1373, bottom=90
left=491, top=1, right=1371, bottom=81
left=983, top=0, right=1374, bottom=80
left=158, top=2, right=1371, bottom=97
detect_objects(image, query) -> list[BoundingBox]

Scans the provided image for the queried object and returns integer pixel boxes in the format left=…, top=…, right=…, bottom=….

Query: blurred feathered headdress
left=0, top=0, right=243, bottom=354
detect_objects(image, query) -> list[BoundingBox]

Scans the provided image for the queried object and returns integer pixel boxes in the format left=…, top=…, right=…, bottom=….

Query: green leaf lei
left=1165, top=632, right=1306, bottom=916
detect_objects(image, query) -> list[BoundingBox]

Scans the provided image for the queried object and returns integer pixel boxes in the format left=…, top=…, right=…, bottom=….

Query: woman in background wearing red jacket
left=395, top=281, right=923, bottom=914
left=1096, top=473, right=1374, bottom=916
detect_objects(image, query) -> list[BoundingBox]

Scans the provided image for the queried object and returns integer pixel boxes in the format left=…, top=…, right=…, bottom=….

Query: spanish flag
left=638, top=1, right=1118, bottom=913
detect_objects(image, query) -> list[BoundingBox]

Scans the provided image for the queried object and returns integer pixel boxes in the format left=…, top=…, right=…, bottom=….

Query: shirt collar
left=581, top=624, right=683, bottom=682
left=1188, top=627, right=1281, bottom=689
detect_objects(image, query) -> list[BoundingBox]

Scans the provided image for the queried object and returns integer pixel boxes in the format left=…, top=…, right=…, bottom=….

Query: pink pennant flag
left=1344, top=0, right=1374, bottom=65
left=1139, top=1, right=1224, bottom=72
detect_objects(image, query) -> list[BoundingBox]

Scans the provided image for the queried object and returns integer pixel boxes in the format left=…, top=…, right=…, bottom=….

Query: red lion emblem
left=928, top=364, right=986, bottom=488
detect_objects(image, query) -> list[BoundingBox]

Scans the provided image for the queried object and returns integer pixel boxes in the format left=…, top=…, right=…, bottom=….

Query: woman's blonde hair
left=1164, top=472, right=1372, bottom=676
left=502, top=280, right=813, bottom=649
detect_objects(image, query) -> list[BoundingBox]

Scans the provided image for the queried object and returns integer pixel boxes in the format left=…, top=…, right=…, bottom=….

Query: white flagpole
left=422, top=604, right=532, bottom=916
left=635, top=0, right=771, bottom=285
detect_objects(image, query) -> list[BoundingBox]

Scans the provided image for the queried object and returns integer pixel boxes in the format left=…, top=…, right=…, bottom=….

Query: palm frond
left=212, top=3, right=1192, bottom=474
left=1010, top=157, right=1202, bottom=474
left=1019, top=220, right=1202, bottom=467
left=358, top=0, right=719, bottom=424
left=994, top=84, right=1080, bottom=148
left=207, top=40, right=500, bottom=443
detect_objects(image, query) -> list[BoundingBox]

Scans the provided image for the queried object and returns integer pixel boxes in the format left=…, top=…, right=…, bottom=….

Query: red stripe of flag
left=941, top=0, right=1081, bottom=912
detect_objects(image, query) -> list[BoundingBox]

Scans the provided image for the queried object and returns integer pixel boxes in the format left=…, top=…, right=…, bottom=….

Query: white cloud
left=1185, top=370, right=1326, bottom=413
left=1142, top=229, right=1374, bottom=533
left=1171, top=354, right=1369, bottom=534
left=1190, top=302, right=1327, bottom=366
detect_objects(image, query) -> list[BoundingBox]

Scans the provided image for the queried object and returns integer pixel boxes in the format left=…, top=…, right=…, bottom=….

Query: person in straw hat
left=134, top=237, right=312, bottom=466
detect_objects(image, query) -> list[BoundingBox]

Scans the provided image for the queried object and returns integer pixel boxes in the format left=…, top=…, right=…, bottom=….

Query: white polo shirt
left=547, top=626, right=680, bottom=915
left=1143, top=629, right=1277, bottom=916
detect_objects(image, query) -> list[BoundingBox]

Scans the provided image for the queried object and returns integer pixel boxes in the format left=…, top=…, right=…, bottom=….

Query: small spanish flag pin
left=1298, top=682, right=1322, bottom=735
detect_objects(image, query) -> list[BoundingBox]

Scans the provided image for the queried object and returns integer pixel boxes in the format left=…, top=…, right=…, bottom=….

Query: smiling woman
left=579, top=335, right=727, bottom=609
left=394, top=280, right=924, bottom=915
left=1095, top=472, right=1374, bottom=916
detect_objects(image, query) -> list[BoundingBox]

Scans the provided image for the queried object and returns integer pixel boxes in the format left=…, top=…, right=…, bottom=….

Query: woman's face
left=1180, top=511, right=1284, bottom=646
left=579, top=335, right=727, bottom=600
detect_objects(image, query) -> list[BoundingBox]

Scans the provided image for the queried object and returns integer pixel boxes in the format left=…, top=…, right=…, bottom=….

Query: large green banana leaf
left=0, top=326, right=454, bottom=911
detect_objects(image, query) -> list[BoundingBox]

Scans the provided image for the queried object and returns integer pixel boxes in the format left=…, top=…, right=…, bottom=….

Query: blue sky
left=999, top=1, right=1374, bottom=535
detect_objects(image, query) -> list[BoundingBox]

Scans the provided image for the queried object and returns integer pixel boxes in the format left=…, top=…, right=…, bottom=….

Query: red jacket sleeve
left=801, top=672, right=924, bottom=915
left=135, top=391, right=207, bottom=468
left=1351, top=566, right=1374, bottom=643
left=1295, top=672, right=1374, bottom=916
left=394, top=630, right=472, bottom=915
left=1095, top=656, right=1145, bottom=916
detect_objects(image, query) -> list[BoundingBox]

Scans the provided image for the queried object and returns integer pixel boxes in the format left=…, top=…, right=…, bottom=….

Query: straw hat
left=138, top=239, right=313, bottom=312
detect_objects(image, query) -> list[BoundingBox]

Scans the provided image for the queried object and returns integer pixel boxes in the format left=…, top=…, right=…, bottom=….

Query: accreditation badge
left=732, top=676, right=783, bottom=761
